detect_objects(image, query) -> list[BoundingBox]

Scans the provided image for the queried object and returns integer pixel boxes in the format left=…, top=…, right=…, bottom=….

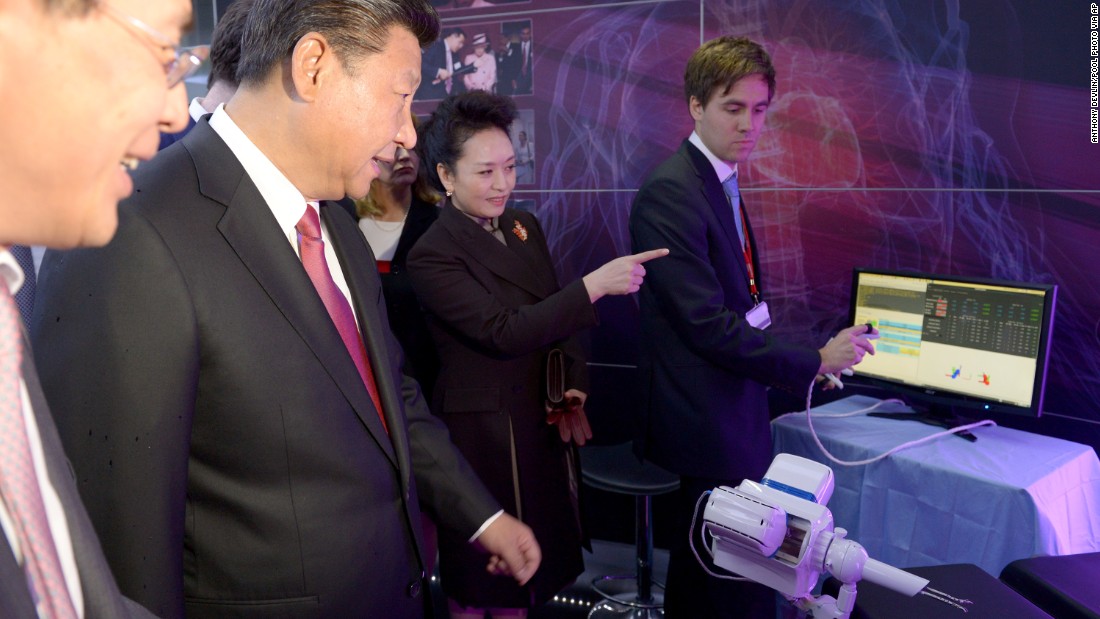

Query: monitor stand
left=867, top=401, right=979, bottom=442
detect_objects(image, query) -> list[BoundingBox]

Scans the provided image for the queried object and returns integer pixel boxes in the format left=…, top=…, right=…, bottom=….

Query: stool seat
left=580, top=443, right=679, bottom=618
left=580, top=443, right=680, bottom=496
left=1001, top=552, right=1100, bottom=619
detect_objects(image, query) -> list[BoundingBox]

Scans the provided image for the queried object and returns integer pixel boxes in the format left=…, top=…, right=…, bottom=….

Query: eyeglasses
left=97, top=2, right=210, bottom=88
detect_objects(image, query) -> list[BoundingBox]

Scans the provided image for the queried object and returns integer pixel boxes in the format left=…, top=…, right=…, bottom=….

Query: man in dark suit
left=495, top=26, right=521, bottom=96
left=31, top=1, right=539, bottom=618
left=417, top=27, right=466, bottom=100
left=0, top=0, right=195, bottom=616
left=512, top=25, right=533, bottom=95
left=629, top=36, right=875, bottom=618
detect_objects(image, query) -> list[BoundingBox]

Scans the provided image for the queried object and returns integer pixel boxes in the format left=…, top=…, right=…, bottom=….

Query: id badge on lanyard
left=739, top=208, right=770, bottom=330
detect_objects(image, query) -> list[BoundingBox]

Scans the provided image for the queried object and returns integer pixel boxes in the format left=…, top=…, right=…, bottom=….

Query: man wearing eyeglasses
left=32, top=1, right=541, bottom=618
left=0, top=0, right=196, bottom=617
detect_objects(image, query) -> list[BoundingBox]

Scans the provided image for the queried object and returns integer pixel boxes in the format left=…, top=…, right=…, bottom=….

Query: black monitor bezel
left=847, top=267, right=1058, bottom=418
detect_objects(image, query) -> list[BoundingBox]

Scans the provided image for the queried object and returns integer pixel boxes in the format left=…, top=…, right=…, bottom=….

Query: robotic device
left=702, top=454, right=929, bottom=618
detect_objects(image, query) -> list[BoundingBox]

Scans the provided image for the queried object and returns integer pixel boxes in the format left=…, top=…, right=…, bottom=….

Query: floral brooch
left=512, top=220, right=529, bottom=242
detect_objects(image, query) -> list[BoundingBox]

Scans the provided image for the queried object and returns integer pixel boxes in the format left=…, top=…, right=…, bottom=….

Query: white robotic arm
left=702, top=454, right=928, bottom=619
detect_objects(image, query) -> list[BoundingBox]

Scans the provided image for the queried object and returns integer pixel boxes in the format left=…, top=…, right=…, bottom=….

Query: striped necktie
left=0, top=279, right=78, bottom=618
left=10, top=246, right=35, bottom=327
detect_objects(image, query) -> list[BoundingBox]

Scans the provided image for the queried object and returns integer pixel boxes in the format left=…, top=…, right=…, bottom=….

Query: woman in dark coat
left=407, top=91, right=666, bottom=618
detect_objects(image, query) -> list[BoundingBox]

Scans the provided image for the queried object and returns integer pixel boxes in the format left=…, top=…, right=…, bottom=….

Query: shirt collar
left=208, top=104, right=310, bottom=242
left=0, top=249, right=25, bottom=296
left=189, top=97, right=210, bottom=123
left=688, top=131, right=738, bottom=184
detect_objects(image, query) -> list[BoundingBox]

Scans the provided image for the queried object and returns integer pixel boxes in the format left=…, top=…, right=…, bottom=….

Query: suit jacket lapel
left=681, top=141, right=752, bottom=290
left=740, top=197, right=762, bottom=291
left=322, top=203, right=411, bottom=482
left=438, top=204, right=548, bottom=298
left=392, top=201, right=437, bottom=267
left=185, top=122, right=397, bottom=467
left=0, top=535, right=35, bottom=616
left=499, top=210, right=558, bottom=297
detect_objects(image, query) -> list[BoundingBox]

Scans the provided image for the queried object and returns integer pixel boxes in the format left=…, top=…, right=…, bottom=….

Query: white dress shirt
left=208, top=105, right=359, bottom=318
left=189, top=97, right=209, bottom=123
left=0, top=250, right=84, bottom=618
left=688, top=130, right=738, bottom=186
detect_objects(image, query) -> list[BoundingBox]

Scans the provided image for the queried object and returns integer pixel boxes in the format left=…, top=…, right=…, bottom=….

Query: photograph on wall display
left=416, top=26, right=467, bottom=101
left=433, top=0, right=533, bottom=10
left=416, top=23, right=512, bottom=100
left=511, top=109, right=536, bottom=185
left=498, top=20, right=533, bottom=96
left=461, top=32, right=498, bottom=94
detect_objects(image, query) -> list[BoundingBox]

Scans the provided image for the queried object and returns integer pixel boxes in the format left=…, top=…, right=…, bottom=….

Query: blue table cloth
left=771, top=395, right=1100, bottom=576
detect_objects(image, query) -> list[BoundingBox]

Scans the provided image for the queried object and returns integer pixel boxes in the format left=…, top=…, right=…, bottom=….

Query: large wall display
left=410, top=0, right=1099, bottom=450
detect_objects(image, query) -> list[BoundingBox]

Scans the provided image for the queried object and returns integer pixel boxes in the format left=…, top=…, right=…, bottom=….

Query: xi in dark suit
left=407, top=204, right=594, bottom=608
left=31, top=120, right=501, bottom=619
left=629, top=139, right=821, bottom=616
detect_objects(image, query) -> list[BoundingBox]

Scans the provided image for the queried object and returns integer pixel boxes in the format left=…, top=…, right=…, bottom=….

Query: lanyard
left=739, top=207, right=760, bottom=305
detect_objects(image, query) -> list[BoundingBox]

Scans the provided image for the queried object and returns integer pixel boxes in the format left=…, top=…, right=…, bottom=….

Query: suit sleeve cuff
left=468, top=509, right=505, bottom=543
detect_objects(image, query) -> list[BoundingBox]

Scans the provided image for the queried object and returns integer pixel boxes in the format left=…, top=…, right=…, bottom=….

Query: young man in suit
left=629, top=36, right=875, bottom=618
left=31, top=1, right=539, bottom=618
left=0, top=0, right=195, bottom=616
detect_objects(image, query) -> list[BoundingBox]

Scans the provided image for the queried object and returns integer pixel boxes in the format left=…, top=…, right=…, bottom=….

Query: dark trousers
left=664, top=476, right=780, bottom=618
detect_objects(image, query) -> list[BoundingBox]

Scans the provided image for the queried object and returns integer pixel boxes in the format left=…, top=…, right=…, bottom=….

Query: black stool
left=580, top=442, right=679, bottom=618
left=1001, top=552, right=1100, bottom=618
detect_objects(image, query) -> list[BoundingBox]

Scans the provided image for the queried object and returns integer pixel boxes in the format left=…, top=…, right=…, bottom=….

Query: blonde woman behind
left=355, top=114, right=443, bottom=401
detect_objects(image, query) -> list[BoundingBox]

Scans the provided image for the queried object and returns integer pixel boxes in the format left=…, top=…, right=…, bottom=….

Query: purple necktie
left=296, top=206, right=388, bottom=433
left=0, top=279, right=78, bottom=618
left=722, top=172, right=746, bottom=249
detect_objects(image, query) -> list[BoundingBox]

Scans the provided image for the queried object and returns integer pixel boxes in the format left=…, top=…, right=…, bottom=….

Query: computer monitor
left=847, top=268, right=1057, bottom=423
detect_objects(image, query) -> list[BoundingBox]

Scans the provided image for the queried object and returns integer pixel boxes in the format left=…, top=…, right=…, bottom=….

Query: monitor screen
left=848, top=269, right=1057, bottom=417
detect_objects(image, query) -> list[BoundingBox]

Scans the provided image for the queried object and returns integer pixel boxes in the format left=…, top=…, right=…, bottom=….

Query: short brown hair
left=207, top=0, right=255, bottom=90
left=684, top=36, right=775, bottom=108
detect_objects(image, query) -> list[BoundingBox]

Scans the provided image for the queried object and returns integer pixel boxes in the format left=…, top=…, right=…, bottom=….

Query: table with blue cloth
left=771, top=395, right=1100, bottom=577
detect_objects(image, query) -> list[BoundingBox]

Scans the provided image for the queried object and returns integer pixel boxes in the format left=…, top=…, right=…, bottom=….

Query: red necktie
left=0, top=279, right=78, bottom=618
left=296, top=206, right=388, bottom=433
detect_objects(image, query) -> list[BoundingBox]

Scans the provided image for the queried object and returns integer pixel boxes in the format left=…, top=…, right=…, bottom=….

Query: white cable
left=791, top=379, right=996, bottom=467
left=688, top=490, right=749, bottom=581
